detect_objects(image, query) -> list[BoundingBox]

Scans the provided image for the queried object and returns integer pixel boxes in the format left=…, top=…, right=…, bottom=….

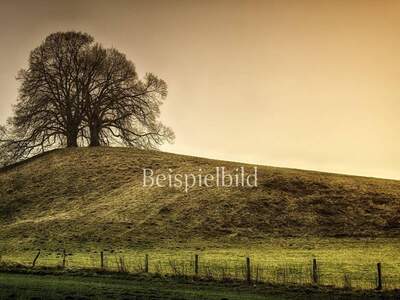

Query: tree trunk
left=89, top=122, right=101, bottom=147
left=66, top=130, right=78, bottom=147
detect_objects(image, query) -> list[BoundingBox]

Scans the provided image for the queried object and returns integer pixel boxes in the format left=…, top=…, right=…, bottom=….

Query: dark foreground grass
left=0, top=269, right=399, bottom=300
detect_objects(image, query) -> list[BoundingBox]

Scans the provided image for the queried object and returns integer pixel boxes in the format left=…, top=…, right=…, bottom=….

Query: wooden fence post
left=246, top=257, right=251, bottom=284
left=100, top=251, right=104, bottom=270
left=312, top=258, right=318, bottom=285
left=32, top=250, right=41, bottom=268
left=194, top=254, right=199, bottom=276
left=377, top=263, right=382, bottom=290
left=144, top=254, right=149, bottom=273
left=62, top=249, right=66, bottom=268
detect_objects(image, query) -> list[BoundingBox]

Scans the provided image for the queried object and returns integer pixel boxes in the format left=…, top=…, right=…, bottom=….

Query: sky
left=0, top=0, right=400, bottom=179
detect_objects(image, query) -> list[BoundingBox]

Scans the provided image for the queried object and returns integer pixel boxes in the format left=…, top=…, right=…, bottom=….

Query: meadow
left=0, top=272, right=288, bottom=300
left=2, top=148, right=400, bottom=298
left=2, top=238, right=400, bottom=291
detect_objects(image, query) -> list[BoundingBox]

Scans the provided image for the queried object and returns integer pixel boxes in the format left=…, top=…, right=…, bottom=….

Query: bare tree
left=0, top=31, right=174, bottom=165
left=0, top=32, right=94, bottom=163
left=82, top=47, right=174, bottom=147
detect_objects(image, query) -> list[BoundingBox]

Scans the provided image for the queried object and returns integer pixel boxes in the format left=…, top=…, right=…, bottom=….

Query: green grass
left=1, top=147, right=400, bottom=294
left=0, top=272, right=283, bottom=300
left=2, top=238, right=400, bottom=290
left=0, top=271, right=395, bottom=300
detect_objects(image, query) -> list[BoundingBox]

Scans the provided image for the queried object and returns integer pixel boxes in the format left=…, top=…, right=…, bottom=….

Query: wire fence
left=1, top=250, right=398, bottom=291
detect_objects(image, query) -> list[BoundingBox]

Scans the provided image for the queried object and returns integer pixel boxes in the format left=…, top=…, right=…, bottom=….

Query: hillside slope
left=1, top=147, right=400, bottom=251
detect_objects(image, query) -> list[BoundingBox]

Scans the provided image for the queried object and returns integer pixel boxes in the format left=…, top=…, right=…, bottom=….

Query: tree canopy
left=0, top=31, right=174, bottom=165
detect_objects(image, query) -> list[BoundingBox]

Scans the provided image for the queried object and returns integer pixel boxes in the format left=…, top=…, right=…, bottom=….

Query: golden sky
left=1, top=0, right=400, bottom=179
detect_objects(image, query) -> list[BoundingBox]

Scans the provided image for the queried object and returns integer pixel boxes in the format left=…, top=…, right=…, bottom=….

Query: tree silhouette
left=81, top=47, right=173, bottom=147
left=0, top=31, right=174, bottom=165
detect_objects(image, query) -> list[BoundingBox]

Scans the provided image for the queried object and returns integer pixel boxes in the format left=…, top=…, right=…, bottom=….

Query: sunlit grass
left=2, top=238, right=400, bottom=290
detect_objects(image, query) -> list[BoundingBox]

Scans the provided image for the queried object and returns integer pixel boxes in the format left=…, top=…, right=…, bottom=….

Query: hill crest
left=1, top=147, right=400, bottom=251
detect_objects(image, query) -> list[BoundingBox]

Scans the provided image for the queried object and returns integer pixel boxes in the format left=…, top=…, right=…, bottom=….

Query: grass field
left=0, top=272, right=286, bottom=300
left=2, top=238, right=400, bottom=290
left=0, top=271, right=397, bottom=300
left=2, top=148, right=400, bottom=296
left=1, top=147, right=400, bottom=253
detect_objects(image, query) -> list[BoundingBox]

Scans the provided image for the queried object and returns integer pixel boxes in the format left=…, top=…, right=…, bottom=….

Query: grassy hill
left=1, top=147, right=400, bottom=252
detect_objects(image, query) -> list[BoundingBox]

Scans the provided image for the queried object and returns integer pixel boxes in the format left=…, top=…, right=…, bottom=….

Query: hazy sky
left=1, top=0, right=400, bottom=179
